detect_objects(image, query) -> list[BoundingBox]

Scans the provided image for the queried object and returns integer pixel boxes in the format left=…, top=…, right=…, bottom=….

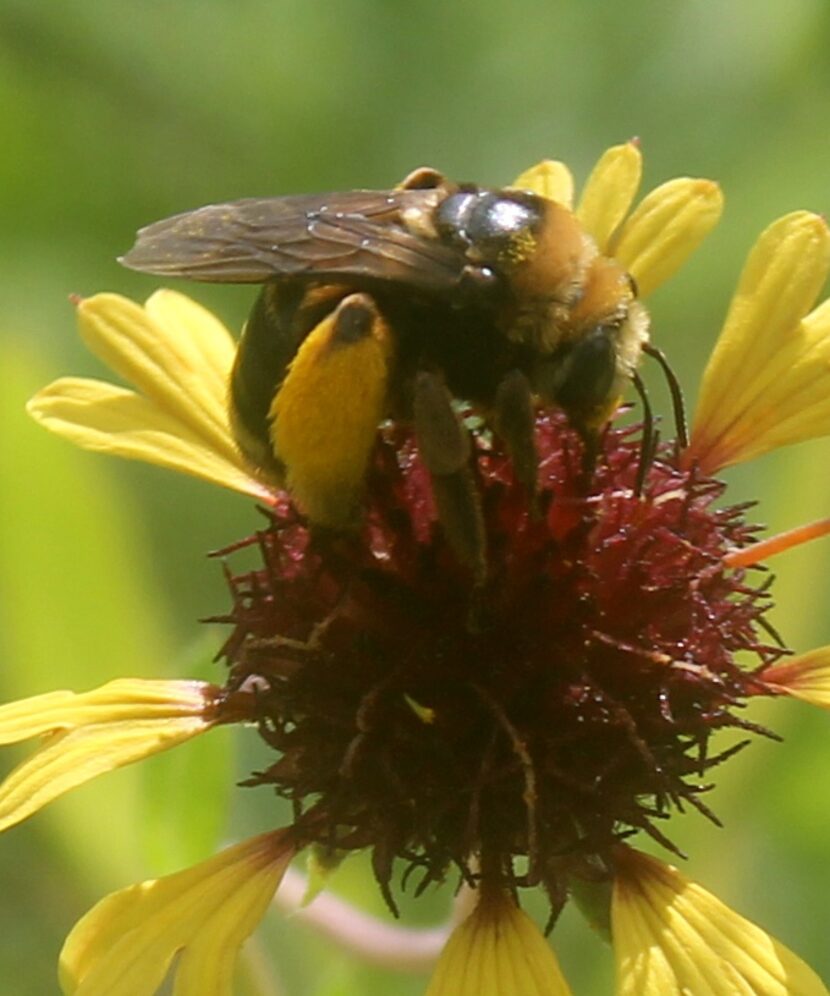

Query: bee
left=121, top=167, right=650, bottom=577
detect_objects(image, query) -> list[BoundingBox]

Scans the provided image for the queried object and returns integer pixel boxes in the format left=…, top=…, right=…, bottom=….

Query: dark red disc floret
left=216, top=412, right=783, bottom=910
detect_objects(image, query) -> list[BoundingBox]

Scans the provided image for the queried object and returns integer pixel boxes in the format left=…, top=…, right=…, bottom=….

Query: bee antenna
left=631, top=371, right=654, bottom=497
left=643, top=343, right=688, bottom=451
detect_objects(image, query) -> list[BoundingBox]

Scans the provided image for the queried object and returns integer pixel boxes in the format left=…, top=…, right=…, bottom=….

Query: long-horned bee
left=122, top=168, right=650, bottom=575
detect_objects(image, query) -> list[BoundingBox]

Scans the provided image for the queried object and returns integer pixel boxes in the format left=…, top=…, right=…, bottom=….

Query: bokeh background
left=3, top=1, right=830, bottom=992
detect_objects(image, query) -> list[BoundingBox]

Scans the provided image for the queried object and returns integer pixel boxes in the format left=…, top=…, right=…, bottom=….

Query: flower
left=13, top=147, right=830, bottom=994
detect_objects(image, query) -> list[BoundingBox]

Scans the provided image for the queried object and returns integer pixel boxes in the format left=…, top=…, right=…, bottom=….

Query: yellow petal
left=693, top=299, right=830, bottom=467
left=511, top=159, right=575, bottom=208
left=761, top=647, right=830, bottom=708
left=613, top=847, right=827, bottom=996
left=426, top=891, right=573, bottom=996
left=59, top=830, right=294, bottom=996
left=28, top=377, right=273, bottom=500
left=613, top=178, right=724, bottom=298
left=0, top=678, right=216, bottom=742
left=75, top=292, right=239, bottom=463
left=143, top=289, right=237, bottom=395
left=687, top=217, right=830, bottom=472
left=0, top=679, right=218, bottom=830
left=576, top=141, right=643, bottom=253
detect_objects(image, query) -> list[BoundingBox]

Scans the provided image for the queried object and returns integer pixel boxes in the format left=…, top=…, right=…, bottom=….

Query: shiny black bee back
left=435, top=189, right=544, bottom=263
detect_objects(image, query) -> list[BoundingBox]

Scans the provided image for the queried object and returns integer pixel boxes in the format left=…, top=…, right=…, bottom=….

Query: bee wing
left=120, top=190, right=466, bottom=295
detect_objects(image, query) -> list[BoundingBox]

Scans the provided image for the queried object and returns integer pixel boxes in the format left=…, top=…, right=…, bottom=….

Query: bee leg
left=270, top=293, right=393, bottom=529
left=536, top=326, right=619, bottom=488
left=412, top=371, right=487, bottom=583
left=230, top=281, right=350, bottom=481
left=631, top=371, right=658, bottom=496
left=492, top=369, right=539, bottom=512
left=577, top=426, right=603, bottom=483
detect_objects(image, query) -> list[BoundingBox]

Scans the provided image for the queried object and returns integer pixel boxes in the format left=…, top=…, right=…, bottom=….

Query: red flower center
left=218, top=411, right=782, bottom=912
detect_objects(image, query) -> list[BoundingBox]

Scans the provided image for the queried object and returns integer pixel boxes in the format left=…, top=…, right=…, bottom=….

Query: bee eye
left=627, top=272, right=639, bottom=298
left=536, top=326, right=618, bottom=417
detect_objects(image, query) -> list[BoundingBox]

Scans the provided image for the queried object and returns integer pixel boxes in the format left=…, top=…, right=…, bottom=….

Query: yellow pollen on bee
left=499, top=228, right=538, bottom=267
left=270, top=295, right=392, bottom=528
left=404, top=695, right=437, bottom=724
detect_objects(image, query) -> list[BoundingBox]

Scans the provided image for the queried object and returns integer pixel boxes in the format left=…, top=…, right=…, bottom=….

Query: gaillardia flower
left=11, top=143, right=830, bottom=994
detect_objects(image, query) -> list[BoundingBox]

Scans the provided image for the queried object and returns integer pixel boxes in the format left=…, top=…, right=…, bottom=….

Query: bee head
left=532, top=257, right=650, bottom=433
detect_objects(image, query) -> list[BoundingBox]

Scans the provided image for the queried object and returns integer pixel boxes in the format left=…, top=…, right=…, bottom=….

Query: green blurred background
left=2, top=0, right=830, bottom=992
